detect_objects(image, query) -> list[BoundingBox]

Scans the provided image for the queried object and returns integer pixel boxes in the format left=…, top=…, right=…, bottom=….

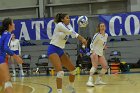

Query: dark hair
left=54, top=13, right=68, bottom=23
left=96, top=22, right=105, bottom=33
left=0, top=18, right=12, bottom=35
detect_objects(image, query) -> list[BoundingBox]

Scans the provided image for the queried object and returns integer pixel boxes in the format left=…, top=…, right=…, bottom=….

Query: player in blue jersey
left=47, top=13, right=87, bottom=93
left=0, top=18, right=23, bottom=93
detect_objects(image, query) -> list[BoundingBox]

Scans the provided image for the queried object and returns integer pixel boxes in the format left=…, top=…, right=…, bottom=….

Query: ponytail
left=54, top=13, right=68, bottom=23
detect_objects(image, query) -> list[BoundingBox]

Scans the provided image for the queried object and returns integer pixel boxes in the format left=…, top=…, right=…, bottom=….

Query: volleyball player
left=10, top=33, right=24, bottom=77
left=0, top=18, right=23, bottom=93
left=86, top=22, right=108, bottom=87
left=47, top=13, right=87, bottom=93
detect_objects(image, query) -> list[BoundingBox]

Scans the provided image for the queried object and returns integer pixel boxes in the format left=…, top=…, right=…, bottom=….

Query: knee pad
left=4, top=81, right=12, bottom=89
left=70, top=68, right=77, bottom=75
left=90, top=67, right=97, bottom=73
left=100, top=68, right=107, bottom=75
left=56, top=71, right=64, bottom=78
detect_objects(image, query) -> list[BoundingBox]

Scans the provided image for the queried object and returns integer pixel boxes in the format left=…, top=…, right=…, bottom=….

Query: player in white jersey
left=86, top=22, right=108, bottom=87
left=47, top=13, right=87, bottom=93
left=9, top=34, right=24, bottom=76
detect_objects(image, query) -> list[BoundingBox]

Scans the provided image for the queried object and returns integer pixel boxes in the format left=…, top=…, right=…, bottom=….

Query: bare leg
left=60, top=53, right=76, bottom=92
left=60, top=53, right=75, bottom=84
left=95, top=56, right=108, bottom=85
left=49, top=53, right=63, bottom=92
left=0, top=63, right=13, bottom=93
left=87, top=53, right=99, bottom=87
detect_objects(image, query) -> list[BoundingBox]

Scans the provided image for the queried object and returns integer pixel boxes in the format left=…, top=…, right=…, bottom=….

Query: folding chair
left=35, top=54, right=49, bottom=75
left=22, top=54, right=31, bottom=76
left=80, top=55, right=91, bottom=71
left=108, top=50, right=121, bottom=74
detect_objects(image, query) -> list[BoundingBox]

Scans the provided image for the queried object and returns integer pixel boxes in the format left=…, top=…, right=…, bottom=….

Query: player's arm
left=103, top=33, right=108, bottom=50
left=18, top=40, right=21, bottom=55
left=78, top=35, right=87, bottom=45
left=57, top=23, right=73, bottom=35
left=4, top=34, right=15, bottom=56
left=90, top=33, right=99, bottom=51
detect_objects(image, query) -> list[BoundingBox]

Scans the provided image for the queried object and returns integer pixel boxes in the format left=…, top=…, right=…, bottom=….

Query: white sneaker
left=66, top=85, right=76, bottom=93
left=95, top=79, right=107, bottom=85
left=86, top=81, right=95, bottom=87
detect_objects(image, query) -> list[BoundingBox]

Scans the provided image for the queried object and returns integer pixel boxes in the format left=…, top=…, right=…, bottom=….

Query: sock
left=19, top=64, right=24, bottom=74
left=57, top=89, right=62, bottom=93
left=88, top=76, right=93, bottom=82
left=11, top=64, right=16, bottom=75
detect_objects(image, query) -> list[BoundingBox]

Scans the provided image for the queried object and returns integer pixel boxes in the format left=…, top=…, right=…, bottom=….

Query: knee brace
left=100, top=68, right=107, bottom=75
left=4, top=81, right=12, bottom=89
left=90, top=67, right=97, bottom=73
left=70, top=68, right=77, bottom=75
left=56, top=71, right=64, bottom=78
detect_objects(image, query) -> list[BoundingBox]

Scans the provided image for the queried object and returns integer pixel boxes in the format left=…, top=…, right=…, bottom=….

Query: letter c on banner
left=125, top=15, right=140, bottom=35
left=109, top=16, right=123, bottom=36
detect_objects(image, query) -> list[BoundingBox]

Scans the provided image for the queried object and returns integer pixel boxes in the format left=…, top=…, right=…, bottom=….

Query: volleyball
left=77, top=16, right=88, bottom=27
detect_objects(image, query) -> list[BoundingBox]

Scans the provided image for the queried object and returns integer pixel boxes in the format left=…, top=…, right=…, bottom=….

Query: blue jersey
left=0, top=31, right=15, bottom=63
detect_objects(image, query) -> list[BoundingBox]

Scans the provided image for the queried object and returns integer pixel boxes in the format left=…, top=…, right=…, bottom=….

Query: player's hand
left=104, top=45, right=108, bottom=50
left=13, top=54, right=24, bottom=64
left=82, top=38, right=87, bottom=46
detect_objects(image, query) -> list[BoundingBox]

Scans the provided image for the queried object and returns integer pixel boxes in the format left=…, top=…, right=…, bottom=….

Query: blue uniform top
left=80, top=47, right=90, bottom=56
left=0, top=31, right=15, bottom=63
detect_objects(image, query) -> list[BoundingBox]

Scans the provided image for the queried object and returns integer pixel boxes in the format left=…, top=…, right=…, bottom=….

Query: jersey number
left=64, top=35, right=69, bottom=40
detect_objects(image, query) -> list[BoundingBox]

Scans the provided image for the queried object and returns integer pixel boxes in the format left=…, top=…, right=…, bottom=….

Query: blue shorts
left=12, top=50, right=19, bottom=55
left=47, top=44, right=64, bottom=57
left=0, top=56, right=5, bottom=64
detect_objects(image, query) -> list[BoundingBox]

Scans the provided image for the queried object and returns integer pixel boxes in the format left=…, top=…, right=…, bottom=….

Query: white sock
left=88, top=76, right=93, bottom=82
left=57, top=89, right=62, bottom=93
left=11, top=64, right=16, bottom=74
left=19, top=64, right=24, bottom=74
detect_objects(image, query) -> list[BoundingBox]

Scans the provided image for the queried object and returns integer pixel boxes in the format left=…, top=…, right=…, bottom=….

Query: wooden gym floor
left=0, top=73, right=140, bottom=93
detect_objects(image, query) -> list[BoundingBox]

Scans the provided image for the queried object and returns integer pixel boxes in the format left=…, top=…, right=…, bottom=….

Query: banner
left=0, top=16, right=79, bottom=40
left=99, top=12, right=140, bottom=36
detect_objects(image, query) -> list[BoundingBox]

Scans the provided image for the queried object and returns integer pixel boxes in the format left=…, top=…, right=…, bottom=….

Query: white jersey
left=50, top=22, right=79, bottom=49
left=10, top=39, right=21, bottom=55
left=90, top=33, right=108, bottom=56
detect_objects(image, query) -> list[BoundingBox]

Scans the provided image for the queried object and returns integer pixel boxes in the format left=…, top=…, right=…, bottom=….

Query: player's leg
left=95, top=56, right=108, bottom=85
left=0, top=63, right=13, bottom=93
left=60, top=53, right=76, bottom=93
left=16, top=54, right=24, bottom=76
left=86, top=53, right=99, bottom=87
left=10, top=57, right=16, bottom=77
left=49, top=53, right=64, bottom=93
